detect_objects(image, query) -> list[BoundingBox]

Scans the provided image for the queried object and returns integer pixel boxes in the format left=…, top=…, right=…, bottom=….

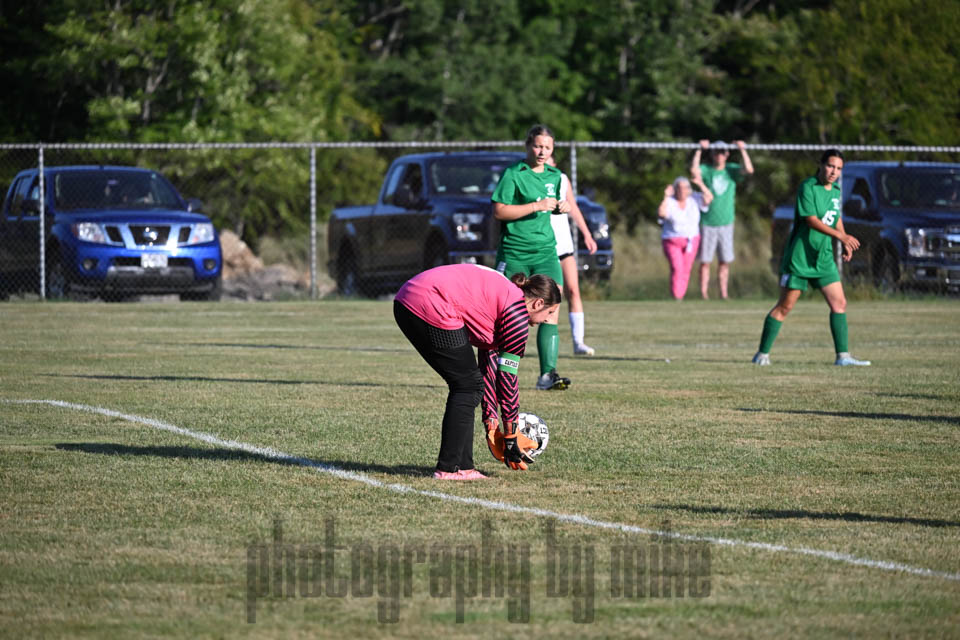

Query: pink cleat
left=433, top=469, right=489, bottom=480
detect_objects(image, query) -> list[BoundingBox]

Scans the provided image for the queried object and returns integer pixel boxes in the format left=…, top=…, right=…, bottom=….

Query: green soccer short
left=779, top=271, right=840, bottom=291
left=496, top=254, right=564, bottom=288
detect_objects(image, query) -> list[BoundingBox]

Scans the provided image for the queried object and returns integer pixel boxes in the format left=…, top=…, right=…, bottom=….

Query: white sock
left=569, top=311, right=585, bottom=346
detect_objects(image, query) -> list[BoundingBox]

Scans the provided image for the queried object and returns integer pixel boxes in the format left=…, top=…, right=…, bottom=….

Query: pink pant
left=662, top=236, right=700, bottom=300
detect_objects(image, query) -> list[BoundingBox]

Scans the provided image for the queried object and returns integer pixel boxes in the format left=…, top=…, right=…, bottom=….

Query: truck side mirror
left=395, top=185, right=418, bottom=209
left=20, top=198, right=41, bottom=216
left=843, top=195, right=865, bottom=217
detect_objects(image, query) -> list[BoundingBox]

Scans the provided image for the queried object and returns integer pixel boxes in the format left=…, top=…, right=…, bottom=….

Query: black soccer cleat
left=536, top=370, right=571, bottom=391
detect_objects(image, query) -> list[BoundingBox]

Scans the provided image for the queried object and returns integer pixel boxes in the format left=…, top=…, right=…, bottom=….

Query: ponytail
left=510, top=272, right=561, bottom=306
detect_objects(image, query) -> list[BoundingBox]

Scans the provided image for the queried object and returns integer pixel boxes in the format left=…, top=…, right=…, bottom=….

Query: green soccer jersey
left=491, top=161, right=562, bottom=261
left=699, top=163, right=742, bottom=227
left=780, top=176, right=842, bottom=278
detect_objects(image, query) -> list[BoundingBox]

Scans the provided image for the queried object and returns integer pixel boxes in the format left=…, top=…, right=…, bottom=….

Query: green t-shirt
left=699, top=162, right=743, bottom=227
left=780, top=176, right=842, bottom=278
left=491, top=161, right=562, bottom=261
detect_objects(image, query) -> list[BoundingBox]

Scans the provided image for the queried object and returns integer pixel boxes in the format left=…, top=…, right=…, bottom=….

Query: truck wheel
left=45, top=250, right=74, bottom=300
left=424, top=241, right=447, bottom=270
left=337, top=251, right=361, bottom=297
left=181, top=274, right=223, bottom=302
left=204, top=275, right=224, bottom=301
left=875, top=255, right=900, bottom=295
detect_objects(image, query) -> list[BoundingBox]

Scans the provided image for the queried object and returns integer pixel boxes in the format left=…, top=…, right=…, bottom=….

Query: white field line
left=10, top=398, right=960, bottom=583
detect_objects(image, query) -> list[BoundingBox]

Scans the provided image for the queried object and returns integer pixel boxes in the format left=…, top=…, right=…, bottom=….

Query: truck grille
left=130, top=225, right=170, bottom=246
left=940, top=230, right=960, bottom=261
left=102, top=223, right=202, bottom=248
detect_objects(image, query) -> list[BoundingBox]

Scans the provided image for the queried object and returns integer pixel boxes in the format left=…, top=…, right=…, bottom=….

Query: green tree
left=0, top=0, right=89, bottom=141
left=535, top=0, right=742, bottom=142
left=33, top=0, right=378, bottom=143
left=721, top=0, right=960, bottom=145
left=21, top=0, right=384, bottom=243
left=348, top=0, right=599, bottom=141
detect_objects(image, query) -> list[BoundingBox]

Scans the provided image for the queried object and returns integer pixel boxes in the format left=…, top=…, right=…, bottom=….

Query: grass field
left=2, top=297, right=959, bottom=638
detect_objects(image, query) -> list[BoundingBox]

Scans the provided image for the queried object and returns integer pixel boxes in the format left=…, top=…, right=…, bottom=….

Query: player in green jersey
left=491, top=124, right=572, bottom=390
left=753, top=148, right=871, bottom=367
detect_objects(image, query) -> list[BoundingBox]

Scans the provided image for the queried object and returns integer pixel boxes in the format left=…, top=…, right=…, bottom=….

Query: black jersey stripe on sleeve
left=497, top=371, right=520, bottom=422
left=497, top=299, right=530, bottom=356
left=479, top=348, right=499, bottom=422
left=488, top=298, right=530, bottom=423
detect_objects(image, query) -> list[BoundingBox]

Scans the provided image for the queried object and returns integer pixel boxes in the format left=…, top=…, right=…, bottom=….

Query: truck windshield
left=878, top=169, right=960, bottom=209
left=53, top=171, right=183, bottom=211
left=429, top=161, right=511, bottom=196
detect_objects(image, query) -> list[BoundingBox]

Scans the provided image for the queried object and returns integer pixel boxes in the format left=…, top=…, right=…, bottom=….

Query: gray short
left=699, top=223, right=735, bottom=263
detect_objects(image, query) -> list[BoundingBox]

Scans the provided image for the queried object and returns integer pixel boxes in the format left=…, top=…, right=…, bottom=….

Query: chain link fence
left=1, top=142, right=958, bottom=301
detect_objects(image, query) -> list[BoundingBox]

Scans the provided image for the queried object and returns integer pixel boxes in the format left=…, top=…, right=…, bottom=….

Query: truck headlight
left=592, top=221, right=609, bottom=241
left=905, top=227, right=933, bottom=257
left=187, top=223, right=215, bottom=245
left=71, top=222, right=107, bottom=244
left=453, top=213, right=484, bottom=242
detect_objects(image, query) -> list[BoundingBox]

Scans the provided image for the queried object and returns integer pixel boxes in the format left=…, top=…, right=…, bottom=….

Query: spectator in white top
left=658, top=175, right=713, bottom=300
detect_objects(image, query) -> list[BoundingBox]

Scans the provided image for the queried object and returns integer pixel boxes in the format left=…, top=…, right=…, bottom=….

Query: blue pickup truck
left=326, top=151, right=613, bottom=296
left=0, top=165, right=222, bottom=301
left=771, top=162, right=960, bottom=294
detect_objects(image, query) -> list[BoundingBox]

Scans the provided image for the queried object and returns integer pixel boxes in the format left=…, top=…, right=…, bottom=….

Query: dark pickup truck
left=327, top=151, right=613, bottom=296
left=771, top=162, right=960, bottom=294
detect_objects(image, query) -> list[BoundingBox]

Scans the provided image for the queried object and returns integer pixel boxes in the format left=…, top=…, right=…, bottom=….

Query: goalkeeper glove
left=485, top=419, right=505, bottom=463
left=501, top=420, right=535, bottom=471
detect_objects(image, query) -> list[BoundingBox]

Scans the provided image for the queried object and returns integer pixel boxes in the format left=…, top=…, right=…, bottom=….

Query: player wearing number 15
left=753, top=149, right=871, bottom=367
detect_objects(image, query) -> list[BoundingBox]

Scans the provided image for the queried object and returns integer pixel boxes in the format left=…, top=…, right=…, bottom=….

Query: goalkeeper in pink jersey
left=394, top=264, right=561, bottom=479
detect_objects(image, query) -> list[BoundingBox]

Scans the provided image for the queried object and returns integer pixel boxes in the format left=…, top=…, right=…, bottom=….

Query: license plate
left=141, top=253, right=168, bottom=269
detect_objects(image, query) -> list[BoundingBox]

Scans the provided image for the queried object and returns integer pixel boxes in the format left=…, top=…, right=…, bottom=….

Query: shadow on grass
left=181, top=342, right=410, bottom=354
left=42, top=373, right=437, bottom=389
left=872, top=392, right=951, bottom=401
left=651, top=503, right=960, bottom=529
left=738, top=407, right=960, bottom=426
left=54, top=442, right=435, bottom=478
left=192, top=342, right=673, bottom=364
left=559, top=355, right=675, bottom=363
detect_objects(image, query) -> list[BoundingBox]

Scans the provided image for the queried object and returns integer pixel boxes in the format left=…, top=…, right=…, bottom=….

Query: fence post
left=834, top=174, right=843, bottom=277
left=38, top=146, right=46, bottom=301
left=570, top=143, right=579, bottom=253
left=570, top=142, right=578, bottom=194
left=310, top=145, right=317, bottom=299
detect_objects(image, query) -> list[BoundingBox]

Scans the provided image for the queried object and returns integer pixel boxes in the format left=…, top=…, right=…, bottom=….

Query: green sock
left=830, top=312, right=848, bottom=354
left=758, top=314, right=782, bottom=354
left=537, top=323, right=559, bottom=375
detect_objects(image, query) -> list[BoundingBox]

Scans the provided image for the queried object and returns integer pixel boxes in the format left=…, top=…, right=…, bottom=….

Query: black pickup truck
left=326, top=151, right=613, bottom=296
left=771, top=162, right=960, bottom=294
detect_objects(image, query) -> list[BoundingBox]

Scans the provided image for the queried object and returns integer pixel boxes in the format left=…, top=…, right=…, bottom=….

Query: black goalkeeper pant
left=394, top=301, right=482, bottom=472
